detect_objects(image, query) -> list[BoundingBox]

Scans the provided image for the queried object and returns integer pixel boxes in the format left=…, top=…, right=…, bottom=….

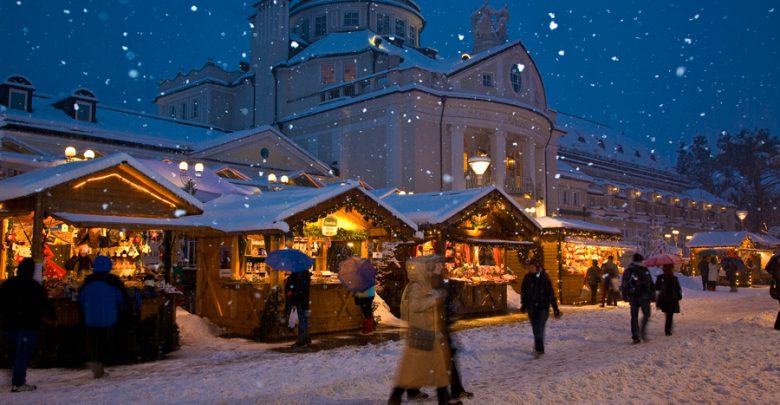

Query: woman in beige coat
left=707, top=256, right=720, bottom=291
left=388, top=255, right=460, bottom=405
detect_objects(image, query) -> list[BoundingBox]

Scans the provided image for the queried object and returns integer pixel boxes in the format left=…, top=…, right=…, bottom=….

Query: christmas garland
left=303, top=225, right=369, bottom=241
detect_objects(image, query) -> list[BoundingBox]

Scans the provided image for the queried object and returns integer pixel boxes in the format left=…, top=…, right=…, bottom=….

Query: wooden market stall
left=0, top=153, right=205, bottom=366
left=179, top=182, right=419, bottom=339
left=536, top=216, right=631, bottom=305
left=381, top=186, right=540, bottom=317
left=688, top=231, right=780, bottom=286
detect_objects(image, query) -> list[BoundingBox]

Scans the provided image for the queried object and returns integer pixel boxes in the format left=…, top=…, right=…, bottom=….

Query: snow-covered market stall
left=536, top=216, right=632, bottom=305
left=0, top=154, right=205, bottom=366
left=177, top=182, right=418, bottom=339
left=687, top=231, right=780, bottom=286
left=380, top=186, right=540, bottom=317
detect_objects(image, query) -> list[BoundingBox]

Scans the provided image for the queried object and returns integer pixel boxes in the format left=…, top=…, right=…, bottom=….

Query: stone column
left=492, top=130, right=507, bottom=190
left=450, top=125, right=465, bottom=190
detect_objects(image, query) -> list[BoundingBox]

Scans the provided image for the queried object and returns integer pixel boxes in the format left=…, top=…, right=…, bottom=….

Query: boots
left=361, top=317, right=375, bottom=335
left=436, top=387, right=462, bottom=405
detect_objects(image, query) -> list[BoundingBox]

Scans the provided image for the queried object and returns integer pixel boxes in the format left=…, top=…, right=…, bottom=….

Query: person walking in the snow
left=766, top=256, right=780, bottom=330
left=697, top=257, right=710, bottom=291
left=585, top=259, right=602, bottom=305
left=601, top=256, right=620, bottom=306
left=354, top=285, right=376, bottom=335
left=724, top=259, right=738, bottom=292
left=388, top=255, right=461, bottom=405
left=79, top=255, right=129, bottom=378
left=0, top=258, right=55, bottom=392
left=520, top=261, right=561, bottom=358
left=707, top=256, right=720, bottom=291
left=285, top=268, right=312, bottom=347
left=655, top=264, right=682, bottom=336
left=621, top=253, right=655, bottom=343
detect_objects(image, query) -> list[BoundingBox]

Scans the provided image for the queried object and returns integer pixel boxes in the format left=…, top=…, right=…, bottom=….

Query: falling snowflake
left=611, top=56, right=619, bottom=61
left=684, top=38, right=692, bottom=44
left=458, top=34, right=465, bottom=41
left=128, top=69, right=139, bottom=78
left=549, top=21, right=558, bottom=30
left=558, top=50, right=565, bottom=56
left=516, top=63, right=525, bottom=72
left=190, top=5, right=198, bottom=12
left=675, top=66, right=686, bottom=77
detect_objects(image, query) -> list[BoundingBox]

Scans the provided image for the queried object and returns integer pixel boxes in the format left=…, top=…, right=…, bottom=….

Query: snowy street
left=2, top=278, right=779, bottom=404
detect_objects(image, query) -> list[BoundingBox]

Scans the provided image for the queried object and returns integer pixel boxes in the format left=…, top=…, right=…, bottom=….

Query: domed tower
left=251, top=0, right=291, bottom=125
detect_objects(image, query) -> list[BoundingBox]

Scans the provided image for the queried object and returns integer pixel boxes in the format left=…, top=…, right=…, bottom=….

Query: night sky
left=1, top=0, right=778, bottom=157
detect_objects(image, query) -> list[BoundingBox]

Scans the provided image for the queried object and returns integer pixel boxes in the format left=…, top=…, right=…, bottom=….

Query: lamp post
left=467, top=155, right=491, bottom=187
left=671, top=229, right=680, bottom=248
left=736, top=210, right=748, bottom=231
left=64, top=146, right=77, bottom=162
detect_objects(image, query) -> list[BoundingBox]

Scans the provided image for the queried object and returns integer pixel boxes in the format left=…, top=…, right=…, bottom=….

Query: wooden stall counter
left=448, top=280, right=508, bottom=317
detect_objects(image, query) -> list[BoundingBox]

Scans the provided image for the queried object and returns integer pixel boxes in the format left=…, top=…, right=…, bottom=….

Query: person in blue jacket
left=79, top=255, right=129, bottom=378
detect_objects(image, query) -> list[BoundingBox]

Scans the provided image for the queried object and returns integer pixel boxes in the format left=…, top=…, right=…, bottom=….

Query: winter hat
left=632, top=253, right=645, bottom=262
left=93, top=255, right=113, bottom=273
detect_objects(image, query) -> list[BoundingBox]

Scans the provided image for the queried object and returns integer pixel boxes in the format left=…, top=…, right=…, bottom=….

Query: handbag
left=770, top=280, right=779, bottom=300
left=407, top=326, right=435, bottom=351
left=288, top=307, right=299, bottom=329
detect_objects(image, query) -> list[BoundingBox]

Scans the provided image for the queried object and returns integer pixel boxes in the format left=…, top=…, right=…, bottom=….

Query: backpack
left=623, top=266, right=654, bottom=300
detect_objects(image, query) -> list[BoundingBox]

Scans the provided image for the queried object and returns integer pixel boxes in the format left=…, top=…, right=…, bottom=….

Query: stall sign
left=322, top=217, right=338, bottom=236
left=372, top=251, right=383, bottom=259
left=219, top=268, right=232, bottom=278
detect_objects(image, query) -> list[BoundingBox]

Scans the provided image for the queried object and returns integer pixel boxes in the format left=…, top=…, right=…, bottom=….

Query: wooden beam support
left=32, top=193, right=45, bottom=282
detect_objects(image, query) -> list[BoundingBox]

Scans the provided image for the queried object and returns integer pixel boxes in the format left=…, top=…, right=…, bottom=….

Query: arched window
left=510, top=64, right=522, bottom=93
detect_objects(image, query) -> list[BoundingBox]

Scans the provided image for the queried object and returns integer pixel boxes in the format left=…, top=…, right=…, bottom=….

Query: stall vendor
left=65, top=245, right=93, bottom=276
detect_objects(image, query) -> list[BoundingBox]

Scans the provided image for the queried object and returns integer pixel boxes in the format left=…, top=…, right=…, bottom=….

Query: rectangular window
left=343, top=85, right=356, bottom=97
left=193, top=100, right=199, bottom=118
left=181, top=103, right=187, bottom=119
left=563, top=191, right=568, bottom=205
left=409, top=26, right=418, bottom=46
left=297, top=17, right=310, bottom=38
left=75, top=102, right=92, bottom=122
left=482, top=73, right=493, bottom=87
left=343, top=11, right=359, bottom=27
left=377, top=13, right=390, bottom=35
left=343, top=62, right=357, bottom=82
left=395, top=19, right=406, bottom=38
left=328, top=89, right=340, bottom=100
left=321, top=63, right=335, bottom=84
left=169, top=105, right=176, bottom=118
left=315, top=15, right=327, bottom=36
left=9, top=90, right=27, bottom=110
left=573, top=192, right=579, bottom=206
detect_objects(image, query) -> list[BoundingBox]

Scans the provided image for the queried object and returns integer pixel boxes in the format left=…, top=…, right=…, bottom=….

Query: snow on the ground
left=507, top=284, right=521, bottom=309
left=2, top=276, right=779, bottom=404
left=374, top=293, right=403, bottom=327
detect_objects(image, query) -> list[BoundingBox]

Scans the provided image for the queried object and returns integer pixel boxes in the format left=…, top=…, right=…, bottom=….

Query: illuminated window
left=343, top=62, right=357, bottom=81
left=321, top=63, right=335, bottom=84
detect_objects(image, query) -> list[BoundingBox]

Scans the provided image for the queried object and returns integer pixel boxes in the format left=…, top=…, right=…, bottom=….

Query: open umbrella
left=265, top=249, right=313, bottom=273
left=338, top=257, right=376, bottom=292
left=696, top=249, right=721, bottom=257
left=720, top=256, right=746, bottom=271
left=644, top=253, right=683, bottom=267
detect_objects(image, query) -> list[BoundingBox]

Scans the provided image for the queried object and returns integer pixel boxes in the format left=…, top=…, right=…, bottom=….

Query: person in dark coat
left=697, top=257, right=710, bottom=291
left=601, top=256, right=620, bottom=307
left=724, top=259, right=738, bottom=292
left=520, top=262, right=561, bottom=358
left=585, top=260, right=602, bottom=305
left=0, top=258, right=55, bottom=392
left=285, top=269, right=312, bottom=348
left=79, top=256, right=129, bottom=378
left=621, top=253, right=656, bottom=343
left=655, top=264, right=682, bottom=336
left=766, top=255, right=780, bottom=330
left=65, top=245, right=93, bottom=277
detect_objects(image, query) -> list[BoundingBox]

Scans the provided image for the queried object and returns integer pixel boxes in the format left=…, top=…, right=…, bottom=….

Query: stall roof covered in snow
left=536, top=216, right=622, bottom=235
left=138, top=158, right=254, bottom=202
left=0, top=152, right=203, bottom=211
left=687, top=231, right=780, bottom=249
left=177, top=181, right=418, bottom=234
left=1, top=94, right=229, bottom=151
left=380, top=185, right=540, bottom=230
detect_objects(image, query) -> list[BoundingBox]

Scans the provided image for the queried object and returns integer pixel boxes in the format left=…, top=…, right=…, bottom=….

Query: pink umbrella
left=644, top=253, right=683, bottom=267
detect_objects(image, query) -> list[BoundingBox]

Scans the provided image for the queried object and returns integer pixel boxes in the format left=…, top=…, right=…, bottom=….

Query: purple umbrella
left=265, top=249, right=313, bottom=273
left=338, top=257, right=376, bottom=292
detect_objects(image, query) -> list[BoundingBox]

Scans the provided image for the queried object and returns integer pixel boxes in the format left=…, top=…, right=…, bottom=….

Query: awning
left=52, top=212, right=217, bottom=231
left=564, top=237, right=636, bottom=249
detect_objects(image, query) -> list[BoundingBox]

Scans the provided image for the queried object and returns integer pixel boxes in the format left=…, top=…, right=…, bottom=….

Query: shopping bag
left=288, top=307, right=298, bottom=329
left=407, top=327, right=435, bottom=351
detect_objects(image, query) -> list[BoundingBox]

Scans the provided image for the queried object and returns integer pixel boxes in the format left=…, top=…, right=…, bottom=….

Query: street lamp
left=178, top=161, right=189, bottom=172
left=194, top=163, right=204, bottom=177
left=64, top=146, right=77, bottom=161
left=736, top=210, right=748, bottom=230
left=468, top=154, right=491, bottom=186
left=83, top=149, right=96, bottom=160
left=671, top=229, right=680, bottom=247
